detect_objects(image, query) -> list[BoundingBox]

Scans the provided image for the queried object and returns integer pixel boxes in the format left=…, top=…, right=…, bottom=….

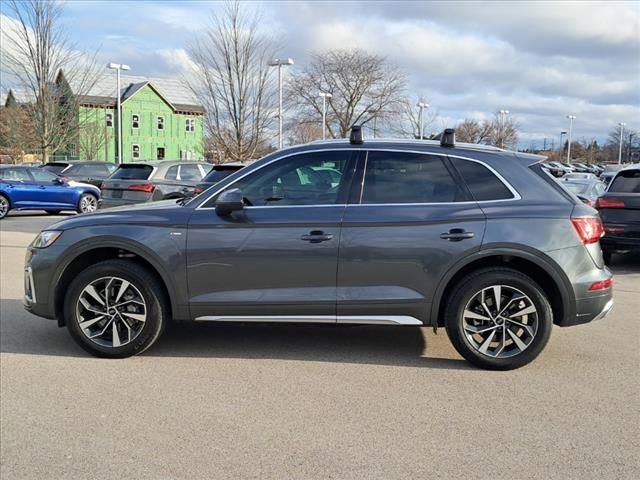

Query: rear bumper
left=99, top=198, right=146, bottom=209
left=600, top=234, right=640, bottom=253
left=563, top=289, right=614, bottom=326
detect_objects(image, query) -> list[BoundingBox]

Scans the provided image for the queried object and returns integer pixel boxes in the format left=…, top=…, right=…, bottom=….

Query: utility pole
left=318, top=92, right=332, bottom=140
left=566, top=115, right=576, bottom=162
left=416, top=102, right=429, bottom=140
left=268, top=58, right=294, bottom=149
left=107, top=63, right=131, bottom=164
left=618, top=122, right=626, bottom=165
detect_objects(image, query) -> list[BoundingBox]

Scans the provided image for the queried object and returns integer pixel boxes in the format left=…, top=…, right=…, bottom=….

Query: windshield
left=609, top=169, right=640, bottom=193
left=109, top=165, right=153, bottom=180
left=563, top=182, right=590, bottom=195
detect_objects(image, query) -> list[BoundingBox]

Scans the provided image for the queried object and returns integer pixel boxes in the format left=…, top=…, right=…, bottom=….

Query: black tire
left=45, top=210, right=61, bottom=215
left=602, top=250, right=613, bottom=265
left=77, top=193, right=98, bottom=214
left=64, top=260, right=167, bottom=358
left=445, top=267, right=553, bottom=370
left=0, top=194, right=10, bottom=219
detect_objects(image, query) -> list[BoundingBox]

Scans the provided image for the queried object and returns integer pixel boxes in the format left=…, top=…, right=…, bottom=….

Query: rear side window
left=110, top=165, right=153, bottom=180
left=75, top=164, right=110, bottom=175
left=180, top=164, right=204, bottom=181
left=609, top=170, right=640, bottom=193
left=165, top=166, right=179, bottom=180
left=0, top=168, right=31, bottom=181
left=451, top=158, right=514, bottom=201
left=362, top=151, right=467, bottom=204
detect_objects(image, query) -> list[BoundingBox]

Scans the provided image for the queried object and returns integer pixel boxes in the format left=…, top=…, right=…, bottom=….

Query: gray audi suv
left=24, top=128, right=613, bottom=370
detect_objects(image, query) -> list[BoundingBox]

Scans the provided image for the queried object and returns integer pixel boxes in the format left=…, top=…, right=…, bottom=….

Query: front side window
left=209, top=151, right=351, bottom=207
left=106, top=113, right=113, bottom=128
left=361, top=151, right=466, bottom=204
left=29, top=168, right=59, bottom=183
left=132, top=114, right=140, bottom=129
left=132, top=144, right=140, bottom=159
left=451, top=157, right=514, bottom=201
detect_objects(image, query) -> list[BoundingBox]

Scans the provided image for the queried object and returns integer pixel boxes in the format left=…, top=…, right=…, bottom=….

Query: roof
left=3, top=70, right=204, bottom=113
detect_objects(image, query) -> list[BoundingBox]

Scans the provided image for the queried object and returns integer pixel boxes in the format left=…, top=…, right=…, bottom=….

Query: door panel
left=29, top=168, right=75, bottom=208
left=187, top=206, right=345, bottom=318
left=337, top=150, right=486, bottom=324
left=186, top=149, right=358, bottom=320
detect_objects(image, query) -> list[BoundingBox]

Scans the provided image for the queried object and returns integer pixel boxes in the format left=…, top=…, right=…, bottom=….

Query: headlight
left=32, top=230, right=62, bottom=248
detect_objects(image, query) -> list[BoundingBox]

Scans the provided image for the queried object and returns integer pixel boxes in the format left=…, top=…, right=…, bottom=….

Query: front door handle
left=301, top=231, right=334, bottom=243
left=440, top=228, right=475, bottom=241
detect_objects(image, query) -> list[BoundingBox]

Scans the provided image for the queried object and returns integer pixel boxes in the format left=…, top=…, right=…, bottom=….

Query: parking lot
left=1, top=211, right=639, bottom=479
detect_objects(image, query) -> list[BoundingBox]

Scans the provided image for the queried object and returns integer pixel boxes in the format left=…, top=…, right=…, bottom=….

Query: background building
left=3, top=71, right=205, bottom=163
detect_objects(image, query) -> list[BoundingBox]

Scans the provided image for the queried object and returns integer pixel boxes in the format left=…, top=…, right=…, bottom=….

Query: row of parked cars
left=0, top=160, right=251, bottom=219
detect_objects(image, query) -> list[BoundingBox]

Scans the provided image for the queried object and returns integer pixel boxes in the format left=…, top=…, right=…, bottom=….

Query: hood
left=49, top=199, right=191, bottom=231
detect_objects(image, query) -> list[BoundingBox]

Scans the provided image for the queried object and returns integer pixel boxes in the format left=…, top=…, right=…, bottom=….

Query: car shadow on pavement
left=1, top=299, right=470, bottom=370
left=608, top=253, right=640, bottom=274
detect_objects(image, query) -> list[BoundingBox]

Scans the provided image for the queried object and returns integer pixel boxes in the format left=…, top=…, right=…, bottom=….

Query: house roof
left=3, top=70, right=204, bottom=113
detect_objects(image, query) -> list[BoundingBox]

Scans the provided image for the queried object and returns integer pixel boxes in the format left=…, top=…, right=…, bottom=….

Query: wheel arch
left=431, top=247, right=575, bottom=327
left=52, top=237, right=179, bottom=326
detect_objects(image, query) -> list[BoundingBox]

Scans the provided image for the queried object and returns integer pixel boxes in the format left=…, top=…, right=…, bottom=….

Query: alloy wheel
left=0, top=196, right=8, bottom=218
left=462, top=285, right=538, bottom=358
left=80, top=194, right=97, bottom=213
left=75, top=276, right=147, bottom=348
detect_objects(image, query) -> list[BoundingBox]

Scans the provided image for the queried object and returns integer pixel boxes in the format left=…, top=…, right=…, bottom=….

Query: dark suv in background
left=99, top=160, right=211, bottom=208
left=596, top=164, right=640, bottom=263
left=42, top=161, right=117, bottom=187
left=24, top=129, right=613, bottom=370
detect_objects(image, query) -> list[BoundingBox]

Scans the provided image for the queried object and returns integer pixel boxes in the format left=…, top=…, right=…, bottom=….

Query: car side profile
left=42, top=161, right=118, bottom=187
left=99, top=160, right=212, bottom=208
left=24, top=129, right=613, bottom=370
left=0, top=165, right=100, bottom=219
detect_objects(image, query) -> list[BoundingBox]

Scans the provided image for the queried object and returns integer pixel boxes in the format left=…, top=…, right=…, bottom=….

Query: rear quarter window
left=609, top=170, right=640, bottom=193
left=110, top=165, right=153, bottom=180
left=451, top=158, right=514, bottom=201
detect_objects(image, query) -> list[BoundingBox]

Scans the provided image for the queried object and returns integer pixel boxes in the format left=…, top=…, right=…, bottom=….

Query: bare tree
left=489, top=112, right=518, bottom=149
left=188, top=1, right=277, bottom=162
left=389, top=96, right=439, bottom=139
left=2, top=0, right=99, bottom=162
left=287, top=49, right=406, bottom=139
left=77, top=111, right=108, bottom=160
left=285, top=119, right=323, bottom=146
left=455, top=118, right=493, bottom=144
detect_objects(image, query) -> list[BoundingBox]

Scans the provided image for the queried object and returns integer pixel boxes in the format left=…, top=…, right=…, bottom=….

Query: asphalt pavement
left=1, top=211, right=639, bottom=479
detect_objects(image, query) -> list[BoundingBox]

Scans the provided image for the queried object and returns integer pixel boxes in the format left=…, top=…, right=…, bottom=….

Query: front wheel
left=445, top=268, right=553, bottom=370
left=0, top=194, right=10, bottom=219
left=64, top=260, right=166, bottom=358
left=77, top=193, right=98, bottom=213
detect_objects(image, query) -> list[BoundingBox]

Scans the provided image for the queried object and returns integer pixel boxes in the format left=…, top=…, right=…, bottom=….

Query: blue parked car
left=0, top=165, right=100, bottom=219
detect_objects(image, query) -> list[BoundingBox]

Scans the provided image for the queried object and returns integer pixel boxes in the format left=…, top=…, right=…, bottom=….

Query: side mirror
left=215, top=188, right=244, bottom=216
left=53, top=177, right=65, bottom=185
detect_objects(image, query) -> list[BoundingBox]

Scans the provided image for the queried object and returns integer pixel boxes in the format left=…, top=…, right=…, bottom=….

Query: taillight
left=595, top=198, right=625, bottom=209
left=128, top=183, right=155, bottom=193
left=571, top=217, right=604, bottom=244
left=588, top=278, right=613, bottom=291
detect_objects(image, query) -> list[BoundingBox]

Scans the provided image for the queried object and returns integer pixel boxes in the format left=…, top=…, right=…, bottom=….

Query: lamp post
left=107, top=63, right=130, bottom=164
left=560, top=130, right=567, bottom=156
left=318, top=92, right=332, bottom=140
left=629, top=132, right=635, bottom=163
left=498, top=109, right=510, bottom=148
left=566, top=115, right=576, bottom=162
left=268, top=58, right=294, bottom=149
left=416, top=102, right=429, bottom=140
left=617, top=122, right=626, bottom=164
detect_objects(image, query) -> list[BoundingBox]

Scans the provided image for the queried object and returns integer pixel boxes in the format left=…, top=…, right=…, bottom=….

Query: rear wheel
left=64, top=260, right=166, bottom=358
left=445, top=268, right=553, bottom=370
left=77, top=193, right=98, bottom=213
left=0, top=194, right=9, bottom=219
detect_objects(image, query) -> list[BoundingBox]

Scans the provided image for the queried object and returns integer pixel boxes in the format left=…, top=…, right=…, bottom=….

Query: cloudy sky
left=1, top=0, right=639, bottom=148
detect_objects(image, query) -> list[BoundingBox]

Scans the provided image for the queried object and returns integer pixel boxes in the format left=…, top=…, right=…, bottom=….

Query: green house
left=4, top=71, right=205, bottom=163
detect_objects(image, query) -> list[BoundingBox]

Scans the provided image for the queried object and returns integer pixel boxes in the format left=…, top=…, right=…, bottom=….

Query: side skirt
left=194, top=315, right=424, bottom=326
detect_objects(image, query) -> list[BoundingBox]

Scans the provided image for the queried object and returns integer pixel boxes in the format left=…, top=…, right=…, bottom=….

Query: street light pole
left=498, top=109, right=510, bottom=148
left=318, top=92, right=332, bottom=140
left=566, top=115, right=576, bottom=162
left=416, top=102, right=429, bottom=140
left=618, top=122, right=626, bottom=165
left=268, top=58, right=294, bottom=149
left=107, top=63, right=131, bottom=164
left=560, top=131, right=567, bottom=156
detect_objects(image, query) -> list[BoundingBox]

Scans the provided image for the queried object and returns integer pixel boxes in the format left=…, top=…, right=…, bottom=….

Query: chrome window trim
left=195, top=147, right=521, bottom=210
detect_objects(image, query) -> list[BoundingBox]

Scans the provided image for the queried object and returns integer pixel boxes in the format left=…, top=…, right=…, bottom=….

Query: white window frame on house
left=157, top=116, right=164, bottom=130
left=132, top=144, right=140, bottom=159
left=185, top=117, right=195, bottom=133
left=105, top=112, right=113, bottom=128
left=132, top=113, right=140, bottom=129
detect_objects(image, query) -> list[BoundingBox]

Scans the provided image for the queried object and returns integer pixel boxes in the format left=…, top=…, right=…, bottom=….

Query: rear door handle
left=440, top=229, right=475, bottom=241
left=301, top=231, right=334, bottom=243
